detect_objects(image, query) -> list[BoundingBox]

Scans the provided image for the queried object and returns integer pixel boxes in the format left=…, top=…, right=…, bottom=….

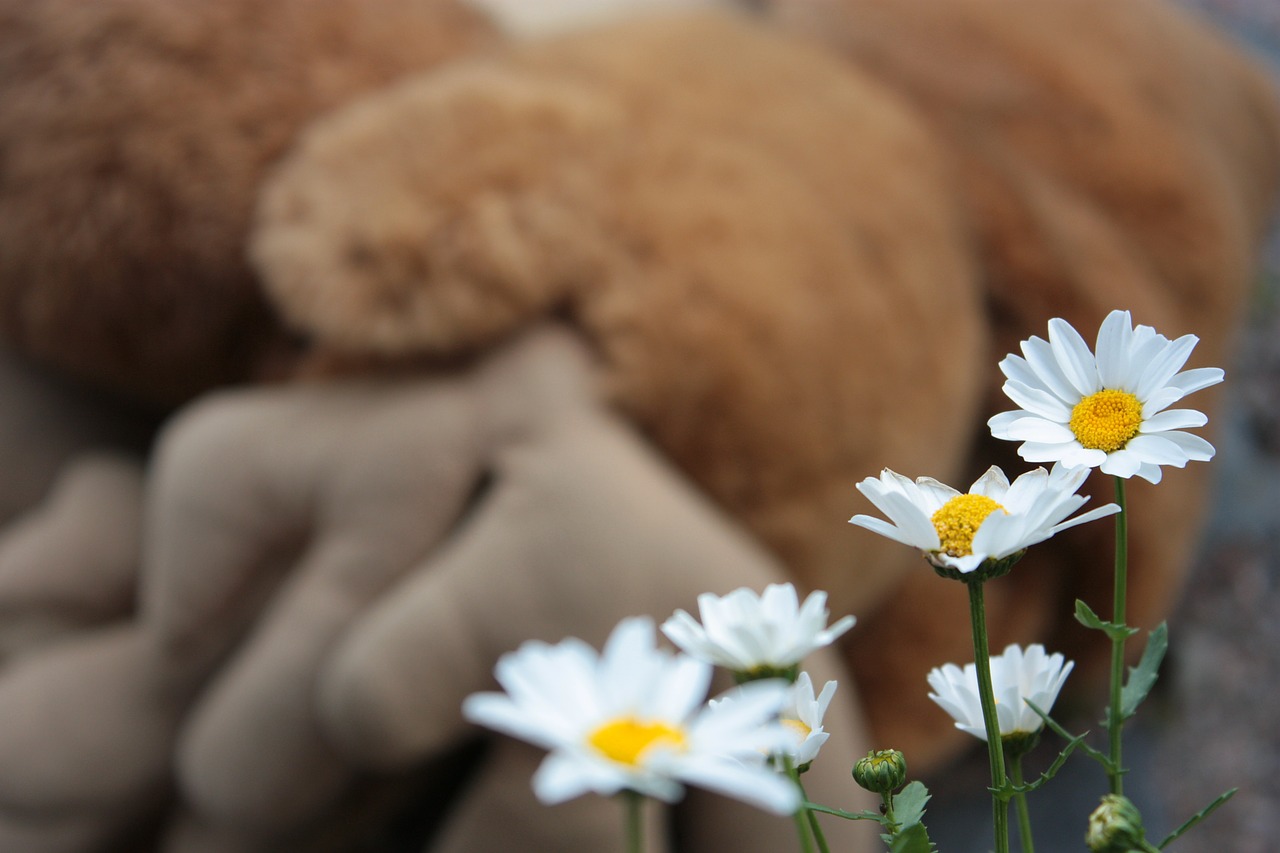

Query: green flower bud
left=1086, top=794, right=1146, bottom=853
left=852, top=749, right=907, bottom=795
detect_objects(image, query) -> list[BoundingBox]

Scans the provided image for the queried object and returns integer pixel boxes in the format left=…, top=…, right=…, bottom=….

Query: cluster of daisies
left=463, top=583, right=850, bottom=815
left=462, top=309, right=1221, bottom=823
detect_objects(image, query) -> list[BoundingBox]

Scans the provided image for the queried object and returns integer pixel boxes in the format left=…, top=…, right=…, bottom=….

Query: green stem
left=882, top=791, right=897, bottom=835
left=1011, top=753, right=1035, bottom=853
left=1109, top=476, right=1129, bottom=796
left=792, top=805, right=816, bottom=853
left=968, top=579, right=1010, bottom=853
left=624, top=790, right=643, bottom=853
left=783, top=757, right=817, bottom=853
left=793, top=772, right=831, bottom=853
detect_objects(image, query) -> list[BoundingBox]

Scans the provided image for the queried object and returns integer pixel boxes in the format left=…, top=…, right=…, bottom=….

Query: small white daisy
left=849, top=463, right=1119, bottom=576
left=462, top=616, right=800, bottom=814
left=988, top=309, right=1223, bottom=484
left=780, top=672, right=837, bottom=767
left=661, top=583, right=855, bottom=677
left=927, top=644, right=1074, bottom=742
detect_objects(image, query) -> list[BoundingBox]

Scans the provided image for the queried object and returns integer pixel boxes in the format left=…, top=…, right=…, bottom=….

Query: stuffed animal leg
left=141, top=328, right=874, bottom=851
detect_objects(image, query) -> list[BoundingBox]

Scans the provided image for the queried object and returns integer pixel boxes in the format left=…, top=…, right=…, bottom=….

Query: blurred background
left=928, top=2, right=1280, bottom=850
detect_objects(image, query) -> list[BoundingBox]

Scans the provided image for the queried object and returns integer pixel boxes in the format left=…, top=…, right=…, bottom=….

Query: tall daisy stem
left=967, top=579, right=1010, bottom=853
left=788, top=765, right=830, bottom=853
left=781, top=758, right=817, bottom=853
left=624, top=790, right=644, bottom=853
left=1010, top=753, right=1035, bottom=853
left=1108, top=476, right=1129, bottom=796
left=792, top=802, right=816, bottom=853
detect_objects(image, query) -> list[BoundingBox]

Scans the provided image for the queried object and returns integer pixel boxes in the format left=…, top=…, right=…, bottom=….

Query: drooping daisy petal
left=661, top=583, right=855, bottom=674
left=990, top=310, right=1222, bottom=483
left=849, top=463, right=1118, bottom=576
left=462, top=617, right=799, bottom=814
left=927, top=644, right=1074, bottom=741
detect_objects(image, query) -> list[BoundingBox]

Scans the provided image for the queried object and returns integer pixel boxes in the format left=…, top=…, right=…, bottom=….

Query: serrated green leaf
left=1157, top=788, right=1237, bottom=848
left=804, top=802, right=887, bottom=824
left=1120, top=622, right=1168, bottom=719
left=1005, top=735, right=1082, bottom=795
left=1025, top=699, right=1113, bottom=770
left=1074, top=599, right=1139, bottom=640
left=892, top=781, right=931, bottom=829
left=888, top=822, right=936, bottom=853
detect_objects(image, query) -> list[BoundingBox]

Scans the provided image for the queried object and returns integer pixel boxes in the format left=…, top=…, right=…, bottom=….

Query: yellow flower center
left=783, top=718, right=812, bottom=740
left=1068, top=389, right=1143, bottom=452
left=588, top=718, right=687, bottom=766
left=931, top=494, right=1005, bottom=557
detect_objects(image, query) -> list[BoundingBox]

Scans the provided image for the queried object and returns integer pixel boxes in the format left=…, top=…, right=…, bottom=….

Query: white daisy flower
left=988, top=309, right=1224, bottom=484
left=849, top=463, right=1120, bottom=576
left=927, top=644, right=1074, bottom=741
left=462, top=616, right=800, bottom=814
left=660, top=583, right=855, bottom=677
left=780, top=672, right=837, bottom=767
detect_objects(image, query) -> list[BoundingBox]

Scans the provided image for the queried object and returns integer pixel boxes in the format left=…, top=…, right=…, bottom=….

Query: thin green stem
left=792, top=772, right=831, bottom=853
left=783, top=756, right=816, bottom=853
left=1109, top=476, right=1129, bottom=796
left=1010, top=753, right=1035, bottom=853
left=968, top=579, right=1010, bottom=853
left=624, top=790, right=643, bottom=853
left=792, top=805, right=816, bottom=853
left=882, top=791, right=897, bottom=835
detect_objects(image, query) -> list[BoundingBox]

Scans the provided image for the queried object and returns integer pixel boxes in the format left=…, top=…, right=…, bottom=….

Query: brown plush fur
left=0, top=0, right=1277, bottom=783
left=0, top=0, right=496, bottom=405
left=251, top=5, right=1280, bottom=764
left=251, top=13, right=988, bottom=623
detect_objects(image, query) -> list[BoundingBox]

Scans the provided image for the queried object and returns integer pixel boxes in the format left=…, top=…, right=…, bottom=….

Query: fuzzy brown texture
left=252, top=13, right=988, bottom=635
left=0, top=0, right=1277, bottom=777
left=0, top=0, right=496, bottom=406
left=251, top=5, right=1280, bottom=765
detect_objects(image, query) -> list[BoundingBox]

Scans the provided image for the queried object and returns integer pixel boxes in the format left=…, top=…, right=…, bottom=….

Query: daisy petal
left=1135, top=334, right=1198, bottom=401
left=1140, top=408, right=1208, bottom=433
left=1158, top=430, right=1216, bottom=462
left=1126, top=434, right=1191, bottom=467
left=1019, top=336, right=1086, bottom=404
left=1094, top=310, right=1133, bottom=388
left=674, top=760, right=800, bottom=815
left=1048, top=317, right=1101, bottom=396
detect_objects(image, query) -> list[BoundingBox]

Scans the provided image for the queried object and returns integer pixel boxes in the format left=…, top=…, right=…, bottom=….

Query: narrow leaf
left=1008, top=736, right=1082, bottom=794
left=1121, top=622, right=1168, bottom=719
left=1157, top=788, right=1237, bottom=849
left=803, top=802, right=887, bottom=824
left=1025, top=699, right=1113, bottom=769
left=1074, top=599, right=1139, bottom=640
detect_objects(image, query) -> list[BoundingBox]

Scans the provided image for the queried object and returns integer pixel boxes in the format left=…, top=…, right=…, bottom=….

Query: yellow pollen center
left=931, top=494, right=1005, bottom=557
left=783, top=718, right=812, bottom=740
left=1069, top=389, right=1143, bottom=452
left=588, top=718, right=687, bottom=766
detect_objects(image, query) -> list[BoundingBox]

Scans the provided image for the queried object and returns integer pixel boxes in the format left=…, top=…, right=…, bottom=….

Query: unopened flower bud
left=853, top=749, right=907, bottom=795
left=1086, top=793, right=1146, bottom=853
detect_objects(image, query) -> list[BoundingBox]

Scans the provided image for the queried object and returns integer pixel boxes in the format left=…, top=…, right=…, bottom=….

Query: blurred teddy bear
left=0, top=0, right=1276, bottom=850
